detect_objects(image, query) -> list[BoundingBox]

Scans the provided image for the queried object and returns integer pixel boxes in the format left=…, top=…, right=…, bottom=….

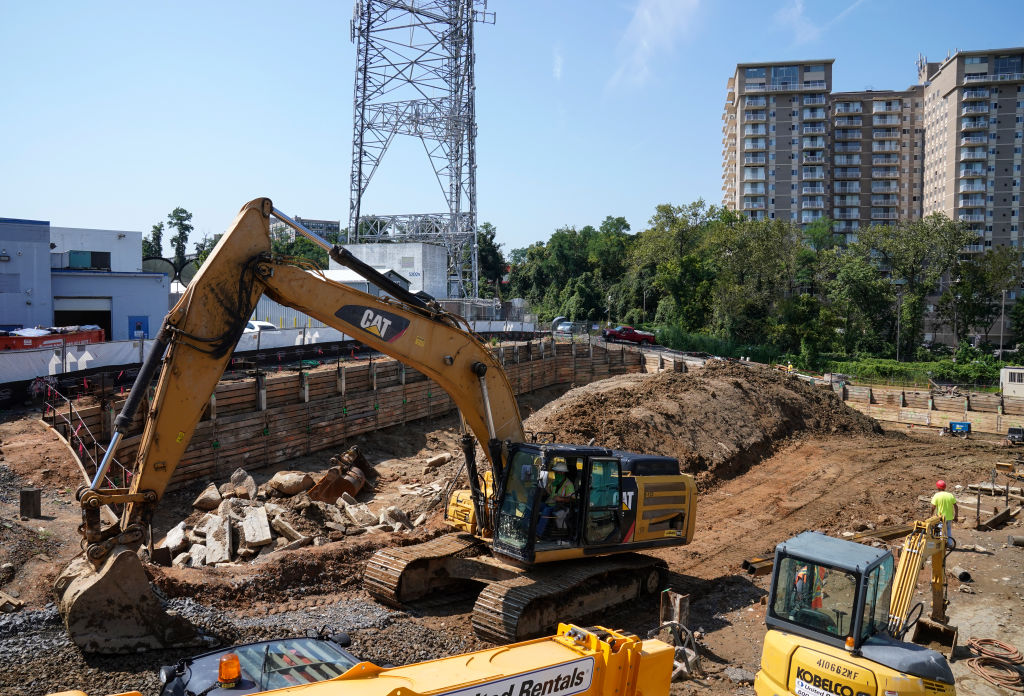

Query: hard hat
left=553, top=458, right=568, bottom=473
left=936, top=480, right=946, bottom=490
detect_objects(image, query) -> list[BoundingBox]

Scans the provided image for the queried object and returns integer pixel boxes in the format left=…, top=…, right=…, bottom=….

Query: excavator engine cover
left=54, top=549, right=206, bottom=653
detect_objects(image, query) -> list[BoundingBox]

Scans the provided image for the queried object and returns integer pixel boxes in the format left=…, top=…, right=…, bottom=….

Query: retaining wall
left=48, top=339, right=688, bottom=491
left=841, top=384, right=1024, bottom=435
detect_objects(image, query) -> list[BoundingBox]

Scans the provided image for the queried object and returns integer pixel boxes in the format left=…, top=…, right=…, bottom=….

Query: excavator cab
left=755, top=532, right=956, bottom=695
left=491, top=444, right=687, bottom=564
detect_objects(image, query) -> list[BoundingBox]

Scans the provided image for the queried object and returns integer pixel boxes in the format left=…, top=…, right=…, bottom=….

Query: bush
left=655, top=324, right=783, bottom=364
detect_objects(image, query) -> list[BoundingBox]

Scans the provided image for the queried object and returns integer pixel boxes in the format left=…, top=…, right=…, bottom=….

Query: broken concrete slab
left=242, top=507, right=273, bottom=547
left=281, top=536, right=313, bottom=551
left=338, top=492, right=358, bottom=506
left=172, top=552, right=192, bottom=567
left=381, top=506, right=412, bottom=530
left=267, top=471, right=314, bottom=496
left=189, top=544, right=207, bottom=567
left=206, top=516, right=233, bottom=565
left=413, top=513, right=427, bottom=527
left=425, top=453, right=451, bottom=470
left=216, top=498, right=251, bottom=521
left=230, top=467, right=258, bottom=501
left=161, top=521, right=189, bottom=555
left=325, top=521, right=348, bottom=533
left=344, top=503, right=377, bottom=526
left=194, top=513, right=218, bottom=538
left=270, top=515, right=303, bottom=541
left=192, top=483, right=222, bottom=511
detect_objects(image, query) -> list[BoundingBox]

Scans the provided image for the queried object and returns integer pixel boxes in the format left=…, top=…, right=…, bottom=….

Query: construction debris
left=163, top=448, right=448, bottom=567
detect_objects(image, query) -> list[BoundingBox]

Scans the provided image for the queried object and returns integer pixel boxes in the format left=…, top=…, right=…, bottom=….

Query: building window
left=1010, top=370, right=1024, bottom=384
left=771, top=65, right=799, bottom=86
left=745, top=67, right=766, bottom=78
left=965, top=57, right=988, bottom=65
left=995, top=55, right=1023, bottom=75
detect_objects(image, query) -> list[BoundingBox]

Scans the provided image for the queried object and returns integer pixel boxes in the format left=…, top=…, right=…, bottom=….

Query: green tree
left=477, top=222, right=506, bottom=298
left=166, top=207, right=194, bottom=269
left=143, top=222, right=164, bottom=258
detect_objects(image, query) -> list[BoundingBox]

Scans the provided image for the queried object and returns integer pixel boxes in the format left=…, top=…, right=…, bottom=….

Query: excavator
left=54, top=198, right=697, bottom=653
left=754, top=517, right=958, bottom=695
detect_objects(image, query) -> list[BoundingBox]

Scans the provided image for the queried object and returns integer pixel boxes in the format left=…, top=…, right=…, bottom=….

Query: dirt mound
left=524, top=361, right=880, bottom=489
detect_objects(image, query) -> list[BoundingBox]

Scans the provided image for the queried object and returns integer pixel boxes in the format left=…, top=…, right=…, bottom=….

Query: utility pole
left=1000, top=289, right=1006, bottom=359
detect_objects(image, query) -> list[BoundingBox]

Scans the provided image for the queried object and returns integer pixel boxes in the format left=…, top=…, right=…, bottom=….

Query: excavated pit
left=524, top=362, right=881, bottom=489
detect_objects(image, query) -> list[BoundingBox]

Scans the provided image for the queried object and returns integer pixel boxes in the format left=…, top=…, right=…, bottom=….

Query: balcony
left=959, top=182, right=986, bottom=193
left=803, top=95, right=826, bottom=105
left=742, top=185, right=766, bottom=194
left=744, top=96, right=766, bottom=107
left=803, top=185, right=825, bottom=194
left=872, top=155, right=899, bottom=165
left=961, top=118, right=988, bottom=130
left=872, top=115, right=901, bottom=126
left=959, top=213, right=986, bottom=222
left=744, top=125, right=767, bottom=135
left=744, top=139, right=767, bottom=150
left=959, top=196, right=986, bottom=206
left=960, top=148, right=987, bottom=160
left=834, top=211, right=860, bottom=220
left=964, top=72, right=1024, bottom=83
left=872, top=168, right=900, bottom=179
left=744, top=113, right=766, bottom=122
left=962, top=88, right=989, bottom=100
left=834, top=184, right=861, bottom=193
left=834, top=156, right=861, bottom=165
left=871, top=210, right=898, bottom=220
left=959, top=168, right=986, bottom=178
left=835, top=104, right=863, bottom=114
left=803, top=124, right=826, bottom=134
left=834, top=196, right=860, bottom=206
left=803, top=109, right=827, bottom=120
left=743, top=201, right=766, bottom=210
left=872, top=183, right=899, bottom=193
left=743, top=155, right=766, bottom=165
left=873, top=129, right=900, bottom=139
left=961, top=104, right=990, bottom=115
left=871, top=196, right=899, bottom=206
left=960, top=135, right=987, bottom=145
left=835, top=116, right=862, bottom=126
left=835, top=143, right=861, bottom=153
left=872, top=142, right=900, bottom=152
left=744, top=80, right=828, bottom=93
left=803, top=154, right=825, bottom=164
left=802, top=169, right=825, bottom=181
left=834, top=130, right=863, bottom=140
left=802, top=138, right=826, bottom=149
left=802, top=201, right=825, bottom=210
left=834, top=168, right=861, bottom=179
left=873, top=103, right=901, bottom=113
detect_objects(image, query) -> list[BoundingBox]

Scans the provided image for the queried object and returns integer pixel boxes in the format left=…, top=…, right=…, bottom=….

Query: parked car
left=244, top=320, right=280, bottom=333
left=602, top=325, right=656, bottom=345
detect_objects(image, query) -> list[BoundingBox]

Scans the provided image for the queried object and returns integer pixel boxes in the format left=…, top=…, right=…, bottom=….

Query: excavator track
left=471, top=553, right=666, bottom=643
left=363, top=533, right=488, bottom=605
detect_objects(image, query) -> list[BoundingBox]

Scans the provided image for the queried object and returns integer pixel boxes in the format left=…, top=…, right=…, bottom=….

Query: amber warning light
left=219, top=652, right=242, bottom=688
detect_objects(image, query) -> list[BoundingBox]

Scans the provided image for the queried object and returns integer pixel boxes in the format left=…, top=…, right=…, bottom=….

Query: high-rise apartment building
left=919, top=49, right=1024, bottom=252
left=723, top=47, right=1024, bottom=250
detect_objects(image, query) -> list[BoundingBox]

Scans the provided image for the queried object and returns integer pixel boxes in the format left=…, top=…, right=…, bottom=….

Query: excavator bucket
left=54, top=549, right=208, bottom=654
left=911, top=618, right=958, bottom=659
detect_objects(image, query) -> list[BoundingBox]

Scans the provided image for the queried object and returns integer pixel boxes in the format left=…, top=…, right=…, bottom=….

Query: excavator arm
left=56, top=198, right=524, bottom=652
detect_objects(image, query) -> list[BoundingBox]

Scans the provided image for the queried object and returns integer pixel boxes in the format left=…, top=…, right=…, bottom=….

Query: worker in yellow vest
left=931, top=480, right=959, bottom=546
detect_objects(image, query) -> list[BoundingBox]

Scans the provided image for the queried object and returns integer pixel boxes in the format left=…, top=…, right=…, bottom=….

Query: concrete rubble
left=156, top=448, right=453, bottom=568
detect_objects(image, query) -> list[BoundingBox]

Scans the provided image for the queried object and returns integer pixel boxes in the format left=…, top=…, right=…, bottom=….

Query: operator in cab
left=536, top=457, right=577, bottom=540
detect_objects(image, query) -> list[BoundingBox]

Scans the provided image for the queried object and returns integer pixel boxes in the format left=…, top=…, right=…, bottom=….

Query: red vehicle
left=602, top=325, right=656, bottom=345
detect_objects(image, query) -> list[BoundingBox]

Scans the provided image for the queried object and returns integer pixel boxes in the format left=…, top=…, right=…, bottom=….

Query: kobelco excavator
left=754, top=518, right=958, bottom=695
left=55, top=198, right=697, bottom=653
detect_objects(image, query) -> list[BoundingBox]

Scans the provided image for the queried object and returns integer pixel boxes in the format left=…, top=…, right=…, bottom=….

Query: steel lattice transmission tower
left=349, top=0, right=494, bottom=298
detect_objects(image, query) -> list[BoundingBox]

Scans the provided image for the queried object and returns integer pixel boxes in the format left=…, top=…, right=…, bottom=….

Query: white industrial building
left=334, top=242, right=448, bottom=299
left=0, top=217, right=169, bottom=340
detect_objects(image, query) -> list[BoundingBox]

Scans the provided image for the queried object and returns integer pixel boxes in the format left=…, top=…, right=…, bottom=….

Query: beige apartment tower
left=723, top=47, right=1023, bottom=251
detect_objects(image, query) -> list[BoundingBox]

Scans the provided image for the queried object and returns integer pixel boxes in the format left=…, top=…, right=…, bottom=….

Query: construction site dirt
left=1, top=365, right=1022, bottom=696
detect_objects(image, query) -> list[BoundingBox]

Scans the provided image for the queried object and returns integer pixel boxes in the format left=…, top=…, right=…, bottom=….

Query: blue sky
left=2, top=1, right=1024, bottom=255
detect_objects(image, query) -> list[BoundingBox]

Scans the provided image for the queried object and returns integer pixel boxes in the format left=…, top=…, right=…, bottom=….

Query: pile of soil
left=524, top=361, right=880, bottom=489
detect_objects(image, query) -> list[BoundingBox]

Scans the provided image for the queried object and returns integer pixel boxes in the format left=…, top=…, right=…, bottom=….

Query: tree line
left=506, top=201, right=1024, bottom=368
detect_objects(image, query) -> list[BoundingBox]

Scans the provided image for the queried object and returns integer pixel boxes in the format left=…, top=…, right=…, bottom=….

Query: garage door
left=53, top=297, right=112, bottom=312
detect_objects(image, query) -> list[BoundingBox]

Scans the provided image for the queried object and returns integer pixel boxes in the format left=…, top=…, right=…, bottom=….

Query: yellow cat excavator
left=54, top=198, right=697, bottom=653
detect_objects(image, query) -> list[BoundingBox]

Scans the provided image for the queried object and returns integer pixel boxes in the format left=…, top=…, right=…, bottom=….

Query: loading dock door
left=53, top=296, right=112, bottom=341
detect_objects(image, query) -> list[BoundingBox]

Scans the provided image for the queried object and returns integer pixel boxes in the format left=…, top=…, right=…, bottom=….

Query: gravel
left=0, top=595, right=431, bottom=696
